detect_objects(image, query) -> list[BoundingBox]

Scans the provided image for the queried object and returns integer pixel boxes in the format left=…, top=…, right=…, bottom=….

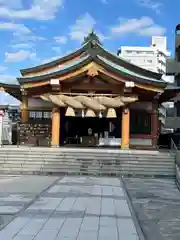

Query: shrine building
left=0, top=32, right=176, bottom=149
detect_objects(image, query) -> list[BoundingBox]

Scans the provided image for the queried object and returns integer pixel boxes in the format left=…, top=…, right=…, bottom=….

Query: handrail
left=171, top=138, right=178, bottom=151
left=170, top=138, right=180, bottom=169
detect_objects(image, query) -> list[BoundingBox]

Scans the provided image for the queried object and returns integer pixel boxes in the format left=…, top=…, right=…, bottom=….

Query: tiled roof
left=21, top=54, right=90, bottom=78
left=97, top=55, right=165, bottom=83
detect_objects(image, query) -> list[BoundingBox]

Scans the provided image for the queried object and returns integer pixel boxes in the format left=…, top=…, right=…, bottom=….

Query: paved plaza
left=0, top=175, right=140, bottom=240
left=124, top=178, right=180, bottom=240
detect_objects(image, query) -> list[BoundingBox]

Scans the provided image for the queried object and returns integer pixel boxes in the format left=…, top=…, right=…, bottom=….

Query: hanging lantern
left=85, top=109, right=96, bottom=117
left=81, top=109, right=85, bottom=118
left=99, top=111, right=103, bottom=118
left=65, top=107, right=75, bottom=116
left=107, top=108, right=117, bottom=118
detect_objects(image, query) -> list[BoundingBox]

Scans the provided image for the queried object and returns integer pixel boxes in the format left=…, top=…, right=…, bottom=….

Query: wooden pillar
left=121, top=107, right=130, bottom=149
left=21, top=93, right=28, bottom=123
left=151, top=102, right=159, bottom=148
left=51, top=107, right=60, bottom=147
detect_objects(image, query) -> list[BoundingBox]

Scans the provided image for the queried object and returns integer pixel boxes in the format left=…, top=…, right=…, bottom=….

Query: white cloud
left=69, top=13, right=96, bottom=41
left=53, top=36, right=67, bottom=44
left=0, top=0, right=23, bottom=9
left=12, top=32, right=46, bottom=42
left=0, top=0, right=63, bottom=20
left=69, top=13, right=107, bottom=42
left=100, top=0, right=108, bottom=3
left=11, top=43, right=35, bottom=49
left=0, top=74, right=17, bottom=83
left=5, top=50, right=37, bottom=62
left=52, top=46, right=62, bottom=53
left=139, top=25, right=165, bottom=36
left=0, top=22, right=31, bottom=34
left=0, top=21, right=45, bottom=46
left=0, top=66, right=7, bottom=71
left=111, top=16, right=166, bottom=36
left=41, top=56, right=59, bottom=64
left=40, top=25, right=47, bottom=29
left=138, top=0, right=162, bottom=14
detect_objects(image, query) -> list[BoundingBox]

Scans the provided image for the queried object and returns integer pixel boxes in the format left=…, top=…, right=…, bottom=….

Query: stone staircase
left=0, top=147, right=176, bottom=177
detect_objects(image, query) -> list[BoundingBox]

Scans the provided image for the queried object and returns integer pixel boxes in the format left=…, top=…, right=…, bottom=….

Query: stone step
left=0, top=161, right=175, bottom=167
left=0, top=149, right=173, bottom=154
left=0, top=168, right=174, bottom=177
left=0, top=153, right=175, bottom=159
left=0, top=164, right=174, bottom=173
left=0, top=147, right=175, bottom=177
left=0, top=162, right=174, bottom=169
left=0, top=147, right=173, bottom=155
left=0, top=161, right=175, bottom=169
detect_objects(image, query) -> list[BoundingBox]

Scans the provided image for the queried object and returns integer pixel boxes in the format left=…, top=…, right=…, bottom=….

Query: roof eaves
left=0, top=82, right=20, bottom=89
left=18, top=54, right=92, bottom=84
left=97, top=43, right=162, bottom=80
left=20, top=42, right=90, bottom=76
left=96, top=55, right=166, bottom=86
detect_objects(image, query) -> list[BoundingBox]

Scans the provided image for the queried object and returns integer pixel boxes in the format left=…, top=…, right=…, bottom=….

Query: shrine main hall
left=0, top=32, right=175, bottom=149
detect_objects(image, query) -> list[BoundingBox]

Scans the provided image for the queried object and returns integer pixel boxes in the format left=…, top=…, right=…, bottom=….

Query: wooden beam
left=23, top=81, right=49, bottom=89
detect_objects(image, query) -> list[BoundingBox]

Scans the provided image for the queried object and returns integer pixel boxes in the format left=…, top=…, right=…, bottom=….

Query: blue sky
left=0, top=0, right=177, bottom=104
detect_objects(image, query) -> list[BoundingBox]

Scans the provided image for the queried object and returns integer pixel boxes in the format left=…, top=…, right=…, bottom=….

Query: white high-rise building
left=118, top=36, right=171, bottom=76
left=118, top=36, right=172, bottom=131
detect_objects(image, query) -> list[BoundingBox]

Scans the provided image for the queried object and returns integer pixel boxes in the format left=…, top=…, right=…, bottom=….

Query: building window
left=147, top=51, right=154, bottom=54
left=147, top=59, right=153, bottom=63
left=36, top=112, right=42, bottom=118
left=29, top=111, right=36, bottom=118
left=44, top=112, right=52, bottom=119
left=126, top=50, right=133, bottom=54
left=29, top=111, right=47, bottom=119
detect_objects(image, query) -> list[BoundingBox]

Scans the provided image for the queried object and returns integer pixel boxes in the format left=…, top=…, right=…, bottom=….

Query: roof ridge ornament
left=82, top=29, right=102, bottom=46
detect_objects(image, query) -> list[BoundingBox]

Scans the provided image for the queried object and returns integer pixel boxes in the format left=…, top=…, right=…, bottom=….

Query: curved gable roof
left=20, top=42, right=90, bottom=76
left=18, top=53, right=165, bottom=88
left=20, top=33, right=162, bottom=80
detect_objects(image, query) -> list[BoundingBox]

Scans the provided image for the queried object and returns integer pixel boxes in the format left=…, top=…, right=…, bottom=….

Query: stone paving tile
left=0, top=206, right=21, bottom=214
left=0, top=176, right=140, bottom=240
left=0, top=175, right=59, bottom=231
left=13, top=234, right=35, bottom=240
left=0, top=195, right=32, bottom=202
left=124, top=177, right=180, bottom=240
left=43, top=192, right=126, bottom=200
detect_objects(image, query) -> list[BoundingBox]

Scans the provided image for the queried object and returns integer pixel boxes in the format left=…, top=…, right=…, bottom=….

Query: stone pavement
left=0, top=176, right=140, bottom=240
left=124, top=178, right=180, bottom=240
left=0, top=175, right=59, bottom=230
